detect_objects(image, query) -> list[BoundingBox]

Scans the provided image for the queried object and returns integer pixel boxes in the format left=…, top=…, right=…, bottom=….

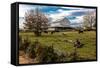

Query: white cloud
left=48, top=7, right=95, bottom=23
left=69, top=16, right=84, bottom=23
left=49, top=9, right=71, bottom=22
left=61, top=7, right=83, bottom=10
left=19, top=4, right=44, bottom=17
left=19, top=4, right=36, bottom=17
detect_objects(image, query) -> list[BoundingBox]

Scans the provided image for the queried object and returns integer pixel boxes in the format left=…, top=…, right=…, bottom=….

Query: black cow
left=78, top=29, right=84, bottom=34
left=44, top=31, right=48, bottom=34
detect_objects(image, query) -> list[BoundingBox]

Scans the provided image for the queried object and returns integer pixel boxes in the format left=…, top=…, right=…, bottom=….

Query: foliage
left=24, top=8, right=48, bottom=36
left=19, top=36, right=30, bottom=53
left=19, top=38, right=68, bottom=63
left=83, top=12, right=96, bottom=30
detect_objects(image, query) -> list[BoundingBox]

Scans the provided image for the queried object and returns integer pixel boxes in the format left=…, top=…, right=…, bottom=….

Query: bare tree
left=83, top=11, right=96, bottom=30
left=24, top=8, right=48, bottom=36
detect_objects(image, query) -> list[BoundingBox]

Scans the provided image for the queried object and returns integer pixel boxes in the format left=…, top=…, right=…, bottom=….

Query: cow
left=78, top=29, right=84, bottom=34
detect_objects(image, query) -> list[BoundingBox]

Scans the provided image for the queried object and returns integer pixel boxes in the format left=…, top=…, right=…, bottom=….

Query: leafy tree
left=24, top=8, right=48, bottom=36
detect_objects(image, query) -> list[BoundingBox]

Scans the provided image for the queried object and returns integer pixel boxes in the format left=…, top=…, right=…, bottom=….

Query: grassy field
left=19, top=31, right=96, bottom=63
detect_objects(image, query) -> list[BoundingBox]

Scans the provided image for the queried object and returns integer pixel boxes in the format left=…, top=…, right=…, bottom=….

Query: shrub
left=33, top=43, right=68, bottom=63
left=19, top=36, right=30, bottom=53
left=26, top=43, right=36, bottom=59
left=19, top=36, right=22, bottom=49
left=39, top=45, right=59, bottom=63
left=69, top=47, right=79, bottom=61
left=26, top=40, right=42, bottom=59
left=19, top=38, right=69, bottom=63
left=58, top=53, right=68, bottom=62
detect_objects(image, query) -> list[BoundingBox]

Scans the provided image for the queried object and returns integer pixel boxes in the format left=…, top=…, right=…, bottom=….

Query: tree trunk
left=34, top=31, right=41, bottom=36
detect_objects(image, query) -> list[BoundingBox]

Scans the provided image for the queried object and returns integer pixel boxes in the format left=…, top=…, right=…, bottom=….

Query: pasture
left=19, top=31, right=96, bottom=63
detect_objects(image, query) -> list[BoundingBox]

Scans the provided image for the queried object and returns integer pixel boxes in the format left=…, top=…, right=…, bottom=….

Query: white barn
left=48, top=17, right=71, bottom=31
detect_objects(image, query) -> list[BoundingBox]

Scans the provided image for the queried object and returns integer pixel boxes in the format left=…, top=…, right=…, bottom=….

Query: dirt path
left=19, top=51, right=34, bottom=64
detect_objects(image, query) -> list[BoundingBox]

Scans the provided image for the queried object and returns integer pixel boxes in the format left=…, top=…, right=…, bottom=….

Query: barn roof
left=49, top=17, right=71, bottom=28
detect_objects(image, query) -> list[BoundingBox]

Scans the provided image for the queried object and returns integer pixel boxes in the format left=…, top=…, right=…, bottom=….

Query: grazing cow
left=51, top=31, right=55, bottom=34
left=78, top=29, right=84, bottom=34
left=44, top=31, right=48, bottom=34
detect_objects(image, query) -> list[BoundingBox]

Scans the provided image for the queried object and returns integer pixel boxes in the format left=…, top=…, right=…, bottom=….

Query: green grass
left=19, top=31, right=96, bottom=61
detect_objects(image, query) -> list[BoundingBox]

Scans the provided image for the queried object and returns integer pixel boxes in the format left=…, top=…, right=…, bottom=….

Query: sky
left=19, top=4, right=96, bottom=29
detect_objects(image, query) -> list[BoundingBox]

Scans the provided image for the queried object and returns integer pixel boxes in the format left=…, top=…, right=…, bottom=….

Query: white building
left=48, top=17, right=71, bottom=31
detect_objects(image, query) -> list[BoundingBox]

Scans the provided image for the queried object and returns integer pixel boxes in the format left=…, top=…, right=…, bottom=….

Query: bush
left=19, top=38, right=68, bottom=63
left=19, top=36, right=22, bottom=49
left=19, top=36, right=30, bottom=53
left=26, top=40, right=42, bottom=59
left=26, top=43, right=36, bottom=59
left=39, top=45, right=59, bottom=63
